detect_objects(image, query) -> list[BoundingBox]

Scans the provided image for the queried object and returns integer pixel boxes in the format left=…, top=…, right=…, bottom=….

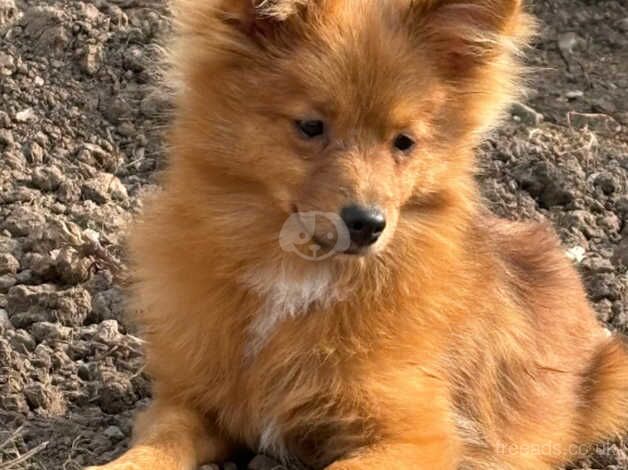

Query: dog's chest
left=241, top=264, right=341, bottom=357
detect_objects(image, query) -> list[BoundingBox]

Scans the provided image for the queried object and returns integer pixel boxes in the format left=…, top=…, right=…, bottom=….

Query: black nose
left=340, top=205, right=386, bottom=247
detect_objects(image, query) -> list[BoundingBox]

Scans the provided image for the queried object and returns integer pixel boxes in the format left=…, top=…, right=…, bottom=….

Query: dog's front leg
left=86, top=401, right=232, bottom=470
left=325, top=440, right=460, bottom=470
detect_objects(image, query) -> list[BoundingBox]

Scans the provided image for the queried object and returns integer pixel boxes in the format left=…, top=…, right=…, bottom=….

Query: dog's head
left=170, top=0, right=534, bottom=259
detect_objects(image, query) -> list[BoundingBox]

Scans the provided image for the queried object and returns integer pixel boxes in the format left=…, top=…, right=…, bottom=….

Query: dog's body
left=90, top=1, right=628, bottom=469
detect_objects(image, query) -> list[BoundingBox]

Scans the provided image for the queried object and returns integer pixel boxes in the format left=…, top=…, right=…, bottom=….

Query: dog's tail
left=579, top=335, right=628, bottom=445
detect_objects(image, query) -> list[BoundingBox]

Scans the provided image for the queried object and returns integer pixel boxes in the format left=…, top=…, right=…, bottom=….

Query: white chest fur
left=241, top=263, right=340, bottom=358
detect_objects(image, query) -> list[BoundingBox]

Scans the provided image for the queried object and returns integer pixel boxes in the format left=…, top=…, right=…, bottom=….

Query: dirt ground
left=0, top=0, right=626, bottom=469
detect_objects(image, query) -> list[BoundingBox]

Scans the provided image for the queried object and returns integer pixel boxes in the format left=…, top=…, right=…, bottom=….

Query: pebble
left=82, top=173, right=128, bottom=204
left=27, top=141, right=45, bottom=164
left=593, top=173, right=619, bottom=195
left=8, top=328, right=36, bottom=353
left=0, top=253, right=19, bottom=275
left=103, top=425, right=126, bottom=442
left=0, top=308, right=12, bottom=330
left=0, top=0, right=18, bottom=28
left=558, top=32, right=581, bottom=55
left=566, top=246, right=586, bottom=264
left=566, top=90, right=584, bottom=100
left=0, top=274, right=17, bottom=291
left=613, top=237, right=628, bottom=268
left=123, top=45, right=145, bottom=72
left=15, top=108, right=36, bottom=122
left=0, top=129, right=13, bottom=148
left=4, top=204, right=38, bottom=236
left=94, top=319, right=121, bottom=344
left=81, top=44, right=104, bottom=75
left=31, top=166, right=65, bottom=192
left=30, top=321, right=72, bottom=342
left=0, top=51, right=15, bottom=75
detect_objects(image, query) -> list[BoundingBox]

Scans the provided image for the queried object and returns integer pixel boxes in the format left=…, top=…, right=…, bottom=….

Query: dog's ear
left=409, top=0, right=534, bottom=76
left=218, top=0, right=309, bottom=42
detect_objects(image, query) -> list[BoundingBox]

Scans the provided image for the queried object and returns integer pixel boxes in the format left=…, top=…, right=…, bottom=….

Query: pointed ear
left=410, top=0, right=535, bottom=76
left=218, top=0, right=308, bottom=41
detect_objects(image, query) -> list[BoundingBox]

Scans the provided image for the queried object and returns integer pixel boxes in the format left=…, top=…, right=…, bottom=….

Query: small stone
left=94, top=319, right=121, bottom=344
left=54, top=247, right=90, bottom=285
left=0, top=51, right=15, bottom=75
left=31, top=166, right=65, bottom=192
left=558, top=32, right=581, bottom=55
left=566, top=246, right=586, bottom=264
left=513, top=161, right=575, bottom=208
left=82, top=172, right=128, bottom=204
left=15, top=108, right=36, bottom=122
left=595, top=299, right=614, bottom=324
left=612, top=236, right=628, bottom=268
left=117, top=122, right=135, bottom=137
left=0, top=129, right=14, bottom=149
left=0, top=308, right=12, bottom=330
left=23, top=383, right=59, bottom=411
left=582, top=256, right=614, bottom=274
left=123, top=46, right=144, bottom=72
left=8, top=328, right=35, bottom=352
left=598, top=213, right=621, bottom=233
left=80, top=44, right=103, bottom=75
left=27, top=141, right=45, bottom=164
left=593, top=173, right=618, bottom=195
left=56, top=181, right=81, bottom=203
left=104, top=425, right=126, bottom=442
left=32, top=344, right=53, bottom=369
left=566, top=90, right=584, bottom=100
left=80, top=2, right=101, bottom=21
left=7, top=284, right=92, bottom=328
left=0, top=0, right=18, bottom=29
left=97, top=371, right=137, bottom=414
left=0, top=253, right=19, bottom=274
left=560, top=211, right=603, bottom=240
left=91, top=288, right=124, bottom=321
left=617, top=18, right=628, bottom=33
left=102, top=96, right=133, bottom=124
left=510, top=102, right=543, bottom=126
left=30, top=321, right=72, bottom=343
left=25, top=253, right=55, bottom=279
left=0, top=274, right=16, bottom=291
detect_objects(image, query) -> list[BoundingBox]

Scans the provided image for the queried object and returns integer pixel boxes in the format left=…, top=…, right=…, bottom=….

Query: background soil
left=0, top=0, right=626, bottom=469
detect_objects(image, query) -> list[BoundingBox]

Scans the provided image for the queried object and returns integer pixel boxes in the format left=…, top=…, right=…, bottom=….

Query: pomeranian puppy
left=89, top=0, right=628, bottom=469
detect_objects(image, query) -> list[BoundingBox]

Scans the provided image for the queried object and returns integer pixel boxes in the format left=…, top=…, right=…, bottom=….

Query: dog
left=88, top=0, right=628, bottom=468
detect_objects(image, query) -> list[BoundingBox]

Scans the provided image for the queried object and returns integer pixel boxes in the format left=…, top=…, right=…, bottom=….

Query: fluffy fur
left=88, top=1, right=628, bottom=469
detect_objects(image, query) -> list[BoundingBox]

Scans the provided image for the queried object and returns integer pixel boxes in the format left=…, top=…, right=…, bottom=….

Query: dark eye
left=296, top=120, right=325, bottom=139
left=393, top=134, right=415, bottom=152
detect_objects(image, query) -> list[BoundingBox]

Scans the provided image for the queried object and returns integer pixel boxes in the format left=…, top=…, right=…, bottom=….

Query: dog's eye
left=296, top=120, right=325, bottom=139
left=393, top=134, right=415, bottom=152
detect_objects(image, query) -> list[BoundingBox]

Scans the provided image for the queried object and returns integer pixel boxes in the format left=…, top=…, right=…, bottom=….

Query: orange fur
left=88, top=1, right=628, bottom=469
